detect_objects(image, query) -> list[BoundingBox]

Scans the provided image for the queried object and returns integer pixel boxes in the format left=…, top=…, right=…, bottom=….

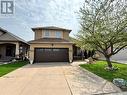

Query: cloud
left=0, top=0, right=84, bottom=40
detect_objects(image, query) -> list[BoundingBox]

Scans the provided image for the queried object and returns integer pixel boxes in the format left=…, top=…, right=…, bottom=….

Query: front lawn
left=80, top=61, right=127, bottom=81
left=0, top=61, right=28, bottom=77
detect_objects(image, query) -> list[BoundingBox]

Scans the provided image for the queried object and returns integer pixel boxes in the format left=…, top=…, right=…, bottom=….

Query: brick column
left=69, top=45, right=73, bottom=63
left=29, top=46, right=34, bottom=64
left=15, top=42, right=19, bottom=58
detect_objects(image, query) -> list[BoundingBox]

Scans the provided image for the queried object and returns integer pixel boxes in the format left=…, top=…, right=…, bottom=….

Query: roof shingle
left=28, top=38, right=73, bottom=44
left=0, top=27, right=28, bottom=44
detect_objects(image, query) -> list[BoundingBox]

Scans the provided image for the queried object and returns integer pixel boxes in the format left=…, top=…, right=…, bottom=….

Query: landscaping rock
left=85, top=57, right=95, bottom=64
left=88, top=57, right=94, bottom=64
left=93, top=53, right=100, bottom=59
left=85, top=59, right=89, bottom=63
left=11, top=59, right=16, bottom=62
left=113, top=78, right=127, bottom=89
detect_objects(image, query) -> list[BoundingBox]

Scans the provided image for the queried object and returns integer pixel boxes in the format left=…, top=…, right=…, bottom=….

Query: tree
left=77, top=0, right=127, bottom=70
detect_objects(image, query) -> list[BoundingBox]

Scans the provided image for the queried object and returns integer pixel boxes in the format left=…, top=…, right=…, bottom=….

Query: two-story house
left=28, top=26, right=73, bottom=63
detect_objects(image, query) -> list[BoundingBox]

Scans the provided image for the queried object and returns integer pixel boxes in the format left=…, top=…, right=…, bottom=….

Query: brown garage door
left=34, top=48, right=69, bottom=62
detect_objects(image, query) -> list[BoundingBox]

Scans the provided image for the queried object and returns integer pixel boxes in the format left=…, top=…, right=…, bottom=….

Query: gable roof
left=0, top=27, right=6, bottom=33
left=32, top=26, right=71, bottom=32
left=28, top=38, right=73, bottom=44
left=0, top=27, right=28, bottom=44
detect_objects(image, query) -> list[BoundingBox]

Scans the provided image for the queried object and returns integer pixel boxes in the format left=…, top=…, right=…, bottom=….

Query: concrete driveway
left=0, top=63, right=121, bottom=95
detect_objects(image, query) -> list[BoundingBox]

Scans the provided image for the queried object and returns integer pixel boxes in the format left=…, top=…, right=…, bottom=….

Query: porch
left=73, top=45, right=95, bottom=61
left=0, top=42, right=29, bottom=62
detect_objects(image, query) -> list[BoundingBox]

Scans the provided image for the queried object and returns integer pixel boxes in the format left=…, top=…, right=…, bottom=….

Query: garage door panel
left=34, top=48, right=69, bottom=62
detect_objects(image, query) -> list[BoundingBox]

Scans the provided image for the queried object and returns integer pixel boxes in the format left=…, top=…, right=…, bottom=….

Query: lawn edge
left=78, top=65, right=122, bottom=92
left=0, top=61, right=29, bottom=78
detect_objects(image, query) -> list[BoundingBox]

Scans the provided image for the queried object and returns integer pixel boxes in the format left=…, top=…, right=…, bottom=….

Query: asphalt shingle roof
left=28, top=38, right=73, bottom=44
left=0, top=27, right=28, bottom=44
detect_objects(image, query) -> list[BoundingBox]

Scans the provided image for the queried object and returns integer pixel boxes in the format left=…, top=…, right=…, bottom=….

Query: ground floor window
left=6, top=45, right=15, bottom=57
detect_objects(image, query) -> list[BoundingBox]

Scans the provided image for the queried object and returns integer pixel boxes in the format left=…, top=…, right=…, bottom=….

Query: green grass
left=0, top=61, right=28, bottom=77
left=80, top=61, right=127, bottom=82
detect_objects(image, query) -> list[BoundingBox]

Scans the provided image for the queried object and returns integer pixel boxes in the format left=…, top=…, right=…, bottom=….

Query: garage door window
left=36, top=49, right=44, bottom=52
left=53, top=49, right=60, bottom=51
left=44, top=49, right=52, bottom=51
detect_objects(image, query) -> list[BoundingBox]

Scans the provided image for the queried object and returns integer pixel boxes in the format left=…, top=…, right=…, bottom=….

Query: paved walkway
left=106, top=92, right=127, bottom=95
left=0, top=63, right=121, bottom=95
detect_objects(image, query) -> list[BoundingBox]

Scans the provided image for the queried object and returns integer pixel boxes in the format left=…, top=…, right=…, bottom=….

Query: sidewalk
left=106, top=92, right=127, bottom=95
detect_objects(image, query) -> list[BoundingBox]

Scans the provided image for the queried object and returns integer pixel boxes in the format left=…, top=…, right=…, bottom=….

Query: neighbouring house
left=0, top=27, right=29, bottom=62
left=28, top=26, right=73, bottom=63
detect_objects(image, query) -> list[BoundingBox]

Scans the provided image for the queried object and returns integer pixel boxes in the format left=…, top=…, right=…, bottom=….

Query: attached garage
left=29, top=38, right=73, bottom=63
left=34, top=48, right=69, bottom=62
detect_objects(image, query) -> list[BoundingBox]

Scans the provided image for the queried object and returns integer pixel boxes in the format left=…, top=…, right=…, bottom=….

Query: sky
left=0, top=0, right=84, bottom=41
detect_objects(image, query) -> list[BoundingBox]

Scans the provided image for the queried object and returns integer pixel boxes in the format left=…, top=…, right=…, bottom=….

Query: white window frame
left=44, top=31, right=50, bottom=38
left=55, top=31, right=62, bottom=38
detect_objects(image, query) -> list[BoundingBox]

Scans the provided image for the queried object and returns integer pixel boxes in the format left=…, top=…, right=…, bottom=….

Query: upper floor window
left=55, top=31, right=62, bottom=38
left=44, top=31, right=50, bottom=37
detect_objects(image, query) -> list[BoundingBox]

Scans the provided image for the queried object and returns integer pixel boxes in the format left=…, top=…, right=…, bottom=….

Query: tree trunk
left=105, top=56, right=112, bottom=68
